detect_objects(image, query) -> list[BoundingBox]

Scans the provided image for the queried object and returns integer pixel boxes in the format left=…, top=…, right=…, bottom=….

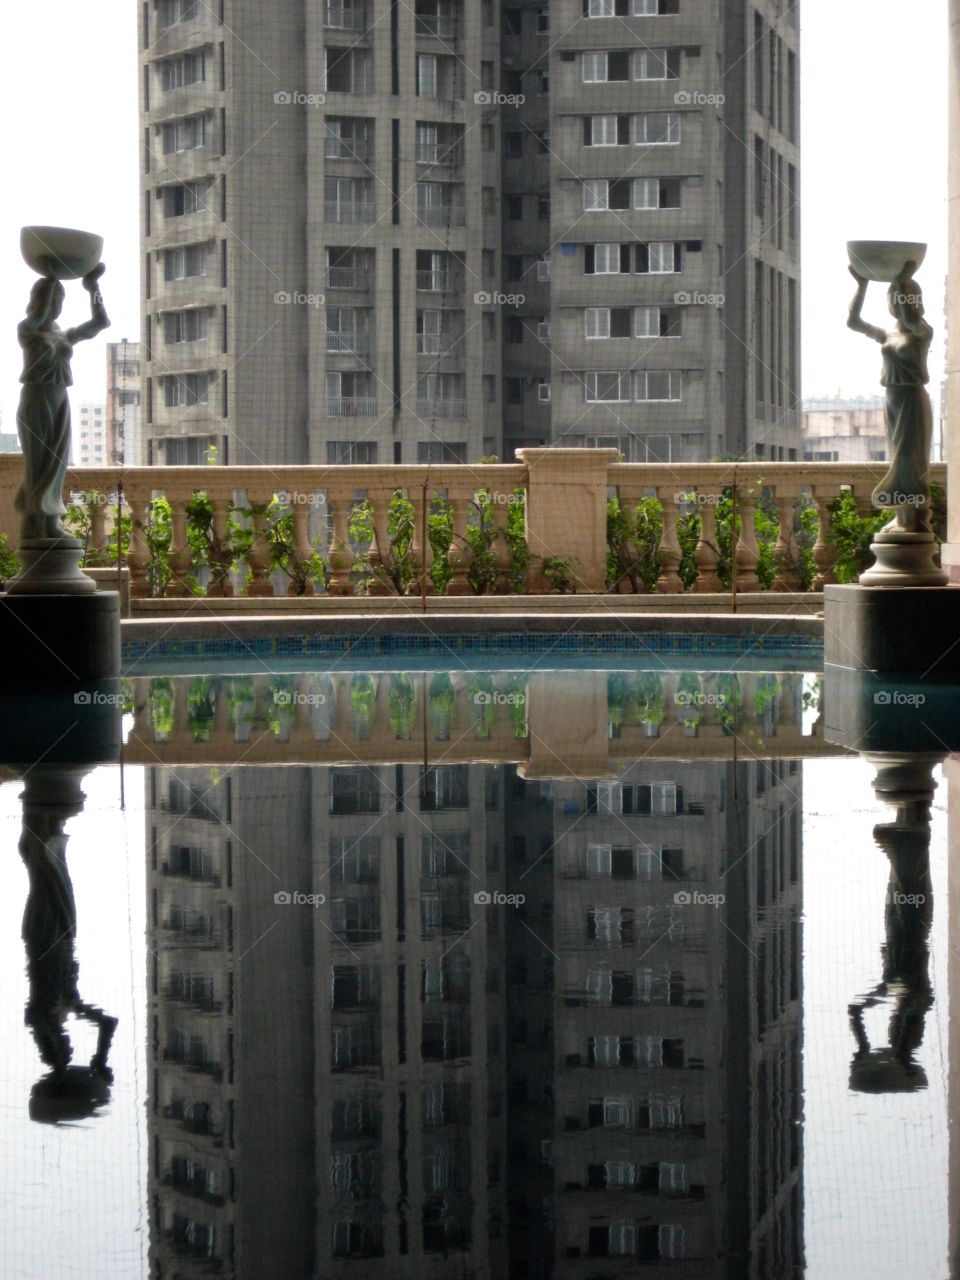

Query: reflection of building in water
left=505, top=754, right=803, bottom=1278
left=145, top=673, right=806, bottom=1276
left=146, top=760, right=508, bottom=1277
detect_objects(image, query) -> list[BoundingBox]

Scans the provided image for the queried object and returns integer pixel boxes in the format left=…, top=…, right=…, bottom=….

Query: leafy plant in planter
left=607, top=673, right=631, bottom=729
left=468, top=675, right=496, bottom=738
left=143, top=496, right=174, bottom=597
left=504, top=675, right=529, bottom=738
left=715, top=674, right=743, bottom=735
left=505, top=490, right=529, bottom=593
left=542, top=555, right=578, bottom=594
left=634, top=673, right=665, bottom=729
left=226, top=677, right=258, bottom=733
left=465, top=491, right=498, bottom=594
left=266, top=500, right=329, bottom=596
left=676, top=673, right=703, bottom=728
left=427, top=497, right=453, bottom=594
left=349, top=492, right=418, bottom=595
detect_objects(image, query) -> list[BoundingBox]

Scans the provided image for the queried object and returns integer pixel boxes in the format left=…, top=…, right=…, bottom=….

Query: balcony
left=415, top=14, right=457, bottom=38
left=324, top=201, right=374, bottom=224
left=324, top=137, right=372, bottom=162
left=416, top=397, right=467, bottom=418
left=326, top=396, right=377, bottom=417
left=416, top=205, right=466, bottom=228
left=326, top=331, right=371, bottom=358
left=326, top=265, right=371, bottom=290
left=416, top=270, right=463, bottom=292
left=324, top=1, right=367, bottom=30
left=416, top=142, right=463, bottom=167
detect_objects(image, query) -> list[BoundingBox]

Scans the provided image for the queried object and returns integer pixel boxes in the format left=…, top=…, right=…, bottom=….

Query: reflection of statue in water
left=16, top=263, right=109, bottom=541
left=848, top=772, right=934, bottom=1094
left=19, top=768, right=117, bottom=1123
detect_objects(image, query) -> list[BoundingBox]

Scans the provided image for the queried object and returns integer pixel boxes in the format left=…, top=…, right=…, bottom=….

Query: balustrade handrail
left=0, top=452, right=947, bottom=603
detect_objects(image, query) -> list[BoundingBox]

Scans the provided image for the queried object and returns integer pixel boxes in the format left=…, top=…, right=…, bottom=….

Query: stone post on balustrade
left=516, top=448, right=616, bottom=594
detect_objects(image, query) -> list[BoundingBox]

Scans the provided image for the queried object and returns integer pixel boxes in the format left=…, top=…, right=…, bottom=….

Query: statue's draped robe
left=876, top=333, right=933, bottom=527
left=15, top=326, right=74, bottom=538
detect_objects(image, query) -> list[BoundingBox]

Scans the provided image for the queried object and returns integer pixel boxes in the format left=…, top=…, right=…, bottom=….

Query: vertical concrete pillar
left=944, top=0, right=960, bottom=578
left=515, top=448, right=615, bottom=593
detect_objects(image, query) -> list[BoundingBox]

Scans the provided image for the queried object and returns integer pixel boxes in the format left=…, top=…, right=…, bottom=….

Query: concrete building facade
left=76, top=401, right=108, bottom=466
left=801, top=395, right=886, bottom=463
left=138, top=0, right=800, bottom=467
left=106, top=340, right=144, bottom=465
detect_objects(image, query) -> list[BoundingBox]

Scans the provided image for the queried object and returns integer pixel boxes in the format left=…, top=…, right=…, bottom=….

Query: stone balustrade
left=0, top=451, right=946, bottom=599
left=122, top=670, right=837, bottom=769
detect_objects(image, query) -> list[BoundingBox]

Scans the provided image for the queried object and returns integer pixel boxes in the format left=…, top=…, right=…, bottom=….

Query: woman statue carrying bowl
left=847, top=261, right=933, bottom=533
left=16, top=262, right=109, bottom=540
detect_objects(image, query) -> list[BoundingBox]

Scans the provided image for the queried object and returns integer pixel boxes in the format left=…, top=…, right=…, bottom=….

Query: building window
left=582, top=50, right=630, bottom=83
left=164, top=309, right=208, bottom=343
left=163, top=372, right=210, bottom=407
left=163, top=244, right=208, bottom=280
left=159, top=50, right=205, bottom=91
left=633, top=112, right=681, bottom=145
left=162, top=114, right=207, bottom=154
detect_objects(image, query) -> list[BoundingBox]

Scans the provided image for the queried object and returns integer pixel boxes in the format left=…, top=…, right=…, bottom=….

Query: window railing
left=416, top=270, right=462, bottom=292
left=326, top=331, right=371, bottom=357
left=326, top=265, right=370, bottom=290
left=416, top=397, right=467, bottom=418
left=416, top=204, right=466, bottom=227
left=324, top=201, right=374, bottom=223
left=326, top=396, right=377, bottom=416
left=324, top=2, right=367, bottom=30
left=324, top=137, right=371, bottom=161
left=415, top=14, right=458, bottom=38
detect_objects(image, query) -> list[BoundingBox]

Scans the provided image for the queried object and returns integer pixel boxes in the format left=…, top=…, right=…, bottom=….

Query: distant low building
left=802, top=396, right=886, bottom=463
left=76, top=401, right=108, bottom=466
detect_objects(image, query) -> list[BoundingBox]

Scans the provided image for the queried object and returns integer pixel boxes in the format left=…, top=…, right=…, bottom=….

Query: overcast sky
left=0, top=0, right=949, bottom=437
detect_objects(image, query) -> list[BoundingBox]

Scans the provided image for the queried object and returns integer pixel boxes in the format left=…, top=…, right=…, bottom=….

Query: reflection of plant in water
left=467, top=675, right=495, bottom=738
left=119, top=678, right=134, bottom=716
left=715, top=674, right=743, bottom=735
left=676, top=672, right=702, bottom=728
left=187, top=677, right=217, bottom=742
left=148, top=678, right=175, bottom=738
left=226, top=677, right=257, bottom=730
left=753, top=674, right=780, bottom=718
left=505, top=675, right=529, bottom=739
left=0, top=532, right=19, bottom=581
left=634, top=673, right=664, bottom=727
left=388, top=675, right=416, bottom=739
left=428, top=674, right=456, bottom=739
left=607, top=673, right=630, bottom=728
left=350, top=675, right=377, bottom=736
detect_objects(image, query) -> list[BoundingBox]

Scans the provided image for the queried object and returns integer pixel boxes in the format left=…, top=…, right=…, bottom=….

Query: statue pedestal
left=858, top=527, right=948, bottom=587
left=824, top=583, right=960, bottom=677
left=7, top=537, right=97, bottom=595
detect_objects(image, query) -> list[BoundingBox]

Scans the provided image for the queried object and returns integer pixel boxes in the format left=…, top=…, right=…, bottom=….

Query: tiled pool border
left=121, top=613, right=823, bottom=666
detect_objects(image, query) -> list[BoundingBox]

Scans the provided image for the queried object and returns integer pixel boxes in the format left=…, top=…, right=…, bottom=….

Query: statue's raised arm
left=65, top=263, right=109, bottom=345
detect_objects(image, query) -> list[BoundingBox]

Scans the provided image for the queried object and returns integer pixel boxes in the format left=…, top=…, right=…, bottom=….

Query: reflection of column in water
left=848, top=753, right=939, bottom=1094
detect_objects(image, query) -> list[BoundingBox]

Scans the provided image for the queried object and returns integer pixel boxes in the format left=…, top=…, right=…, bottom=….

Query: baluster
left=168, top=499, right=193, bottom=597
left=655, top=487, right=683, bottom=593
left=326, top=488, right=354, bottom=596
left=771, top=484, right=801, bottom=591
left=208, top=493, right=234, bottom=597
left=367, top=488, right=394, bottom=596
left=126, top=484, right=151, bottom=598
left=733, top=481, right=760, bottom=592
left=446, top=486, right=472, bottom=596
left=245, top=495, right=274, bottom=596
left=290, top=497, right=313, bottom=597
left=88, top=495, right=108, bottom=564
left=693, top=496, right=723, bottom=592
left=811, top=485, right=838, bottom=590
left=490, top=491, right=513, bottom=593
left=408, top=485, right=435, bottom=596
left=616, top=487, right=645, bottom=593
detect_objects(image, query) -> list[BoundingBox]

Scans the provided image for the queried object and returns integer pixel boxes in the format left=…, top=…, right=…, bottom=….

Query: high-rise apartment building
left=138, top=0, right=800, bottom=467
left=106, top=339, right=143, bottom=465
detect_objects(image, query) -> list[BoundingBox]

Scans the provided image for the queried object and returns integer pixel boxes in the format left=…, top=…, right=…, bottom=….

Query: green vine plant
left=542, top=555, right=578, bottom=594
left=388, top=674, right=417, bottom=739
left=144, top=497, right=174, bottom=597
left=0, top=533, right=19, bottom=583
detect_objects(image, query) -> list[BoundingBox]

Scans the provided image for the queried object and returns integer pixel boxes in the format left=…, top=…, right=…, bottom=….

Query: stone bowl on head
left=21, top=226, right=103, bottom=280
left=847, top=240, right=927, bottom=283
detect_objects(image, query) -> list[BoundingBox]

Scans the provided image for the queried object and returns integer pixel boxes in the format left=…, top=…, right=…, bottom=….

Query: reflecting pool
left=0, top=667, right=953, bottom=1279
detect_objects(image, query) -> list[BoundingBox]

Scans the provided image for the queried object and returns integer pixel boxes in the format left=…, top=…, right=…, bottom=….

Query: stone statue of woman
left=16, top=262, right=109, bottom=541
left=847, top=261, right=933, bottom=534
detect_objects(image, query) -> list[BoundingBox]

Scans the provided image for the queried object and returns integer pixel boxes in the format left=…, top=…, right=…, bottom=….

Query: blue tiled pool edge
left=121, top=613, right=823, bottom=668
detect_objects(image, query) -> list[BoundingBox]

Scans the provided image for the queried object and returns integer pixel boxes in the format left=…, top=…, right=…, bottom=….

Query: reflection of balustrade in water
left=122, top=670, right=834, bottom=769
